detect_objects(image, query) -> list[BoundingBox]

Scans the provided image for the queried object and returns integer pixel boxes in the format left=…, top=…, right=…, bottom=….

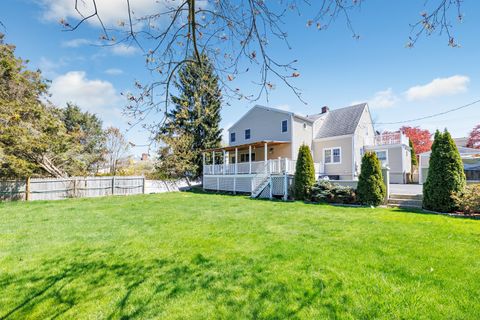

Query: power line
left=376, top=99, right=480, bottom=125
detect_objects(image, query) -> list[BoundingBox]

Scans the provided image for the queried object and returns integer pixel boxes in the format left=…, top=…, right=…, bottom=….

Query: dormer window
left=282, top=120, right=288, bottom=133
left=245, top=129, right=251, bottom=140
left=230, top=132, right=236, bottom=143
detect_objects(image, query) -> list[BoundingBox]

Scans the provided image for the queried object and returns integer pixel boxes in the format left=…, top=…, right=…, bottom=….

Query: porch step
left=387, top=198, right=423, bottom=208
left=251, top=177, right=270, bottom=198
left=389, top=194, right=423, bottom=201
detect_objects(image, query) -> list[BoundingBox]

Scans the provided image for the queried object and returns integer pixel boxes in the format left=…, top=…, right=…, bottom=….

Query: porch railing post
left=249, top=145, right=252, bottom=174
left=264, top=142, right=268, bottom=173
left=235, top=148, right=238, bottom=175
left=223, top=150, right=226, bottom=175
left=212, top=151, right=215, bottom=174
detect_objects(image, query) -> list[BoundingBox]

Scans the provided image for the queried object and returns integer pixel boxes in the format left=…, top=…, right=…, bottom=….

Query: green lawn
left=1, top=192, right=479, bottom=319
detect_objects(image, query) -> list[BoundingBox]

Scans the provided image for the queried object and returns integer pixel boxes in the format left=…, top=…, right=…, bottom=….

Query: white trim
left=244, top=128, right=251, bottom=140
left=365, top=143, right=405, bottom=150
left=314, top=134, right=353, bottom=142
left=323, top=147, right=342, bottom=164
left=351, top=136, right=355, bottom=179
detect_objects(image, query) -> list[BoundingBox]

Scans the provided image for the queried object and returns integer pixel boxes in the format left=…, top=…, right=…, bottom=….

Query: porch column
left=212, top=151, right=215, bottom=174
left=264, top=142, right=268, bottom=173
left=223, top=150, right=226, bottom=175
left=249, top=145, right=252, bottom=174
left=202, top=153, right=206, bottom=174
left=235, top=148, right=238, bottom=175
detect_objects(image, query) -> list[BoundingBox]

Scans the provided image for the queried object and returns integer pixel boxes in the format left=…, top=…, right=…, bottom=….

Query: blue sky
left=1, top=0, right=480, bottom=156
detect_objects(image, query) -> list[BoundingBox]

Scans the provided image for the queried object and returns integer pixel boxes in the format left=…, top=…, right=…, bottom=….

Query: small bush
left=452, top=184, right=480, bottom=214
left=294, top=144, right=316, bottom=200
left=357, top=152, right=386, bottom=206
left=310, top=180, right=357, bottom=204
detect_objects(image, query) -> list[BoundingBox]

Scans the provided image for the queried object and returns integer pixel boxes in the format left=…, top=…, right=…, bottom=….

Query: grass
left=0, top=192, right=479, bottom=319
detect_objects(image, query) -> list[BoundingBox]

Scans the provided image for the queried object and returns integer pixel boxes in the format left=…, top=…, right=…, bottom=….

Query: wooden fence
left=0, top=176, right=192, bottom=201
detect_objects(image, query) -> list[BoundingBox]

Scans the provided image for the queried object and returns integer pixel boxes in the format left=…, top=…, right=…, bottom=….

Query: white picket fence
left=0, top=176, right=193, bottom=201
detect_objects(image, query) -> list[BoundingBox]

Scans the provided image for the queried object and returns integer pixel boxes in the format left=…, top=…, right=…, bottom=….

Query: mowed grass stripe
left=0, top=192, right=479, bottom=319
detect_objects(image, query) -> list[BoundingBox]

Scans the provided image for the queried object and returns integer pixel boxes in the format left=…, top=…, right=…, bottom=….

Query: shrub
left=310, top=180, right=357, bottom=204
left=452, top=184, right=480, bottom=214
left=357, top=152, right=386, bottom=206
left=423, top=130, right=466, bottom=212
left=294, top=144, right=316, bottom=200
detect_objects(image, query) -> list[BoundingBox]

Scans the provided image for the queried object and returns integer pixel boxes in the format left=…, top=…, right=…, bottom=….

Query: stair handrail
left=251, top=161, right=269, bottom=196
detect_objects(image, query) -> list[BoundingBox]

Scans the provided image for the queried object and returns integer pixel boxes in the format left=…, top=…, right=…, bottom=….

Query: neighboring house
left=202, top=104, right=411, bottom=197
left=419, top=146, right=480, bottom=183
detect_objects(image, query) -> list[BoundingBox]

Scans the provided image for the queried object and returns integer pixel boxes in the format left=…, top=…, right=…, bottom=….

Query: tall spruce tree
left=423, top=130, right=466, bottom=212
left=162, top=54, right=222, bottom=178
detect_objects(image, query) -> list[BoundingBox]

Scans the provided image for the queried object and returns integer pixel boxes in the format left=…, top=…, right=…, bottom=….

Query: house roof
left=315, top=103, right=367, bottom=139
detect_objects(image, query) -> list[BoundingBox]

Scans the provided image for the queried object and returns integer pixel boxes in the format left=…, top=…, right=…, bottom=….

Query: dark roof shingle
left=315, top=103, right=367, bottom=139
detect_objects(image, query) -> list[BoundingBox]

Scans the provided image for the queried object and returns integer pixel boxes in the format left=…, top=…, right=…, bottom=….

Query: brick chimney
left=141, top=153, right=149, bottom=161
left=321, top=106, right=329, bottom=114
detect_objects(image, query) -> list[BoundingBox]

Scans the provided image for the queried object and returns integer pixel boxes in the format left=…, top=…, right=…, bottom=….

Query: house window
left=324, top=147, right=341, bottom=164
left=282, top=120, right=288, bottom=133
left=245, top=129, right=251, bottom=140
left=230, top=132, right=236, bottom=143
left=231, top=156, right=235, bottom=164
left=240, top=153, right=255, bottom=162
left=375, top=150, right=388, bottom=165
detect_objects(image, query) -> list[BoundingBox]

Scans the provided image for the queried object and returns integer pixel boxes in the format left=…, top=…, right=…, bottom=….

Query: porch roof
left=203, top=140, right=290, bottom=153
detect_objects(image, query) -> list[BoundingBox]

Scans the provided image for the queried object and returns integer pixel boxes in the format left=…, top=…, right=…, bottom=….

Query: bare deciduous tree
left=61, top=0, right=465, bottom=134
left=104, top=127, right=130, bottom=175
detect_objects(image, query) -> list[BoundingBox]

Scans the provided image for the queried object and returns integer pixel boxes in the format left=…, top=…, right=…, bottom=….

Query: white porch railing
left=204, top=159, right=324, bottom=175
left=371, top=132, right=409, bottom=146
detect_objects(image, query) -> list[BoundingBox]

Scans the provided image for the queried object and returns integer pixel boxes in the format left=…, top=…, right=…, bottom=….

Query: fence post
left=112, top=176, right=116, bottom=195
left=283, top=172, right=288, bottom=201
left=142, top=176, right=146, bottom=194
left=73, top=178, right=77, bottom=198
left=25, top=177, right=31, bottom=201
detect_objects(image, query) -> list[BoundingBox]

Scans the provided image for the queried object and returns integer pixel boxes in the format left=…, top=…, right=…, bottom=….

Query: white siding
left=291, top=117, right=313, bottom=159
left=228, top=107, right=292, bottom=146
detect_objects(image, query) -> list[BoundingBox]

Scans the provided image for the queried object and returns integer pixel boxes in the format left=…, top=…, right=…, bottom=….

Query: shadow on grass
left=0, top=249, right=334, bottom=319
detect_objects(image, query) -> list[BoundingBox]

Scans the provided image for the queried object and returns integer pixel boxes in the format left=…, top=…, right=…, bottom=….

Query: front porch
left=202, top=140, right=324, bottom=176
left=202, top=141, right=324, bottom=199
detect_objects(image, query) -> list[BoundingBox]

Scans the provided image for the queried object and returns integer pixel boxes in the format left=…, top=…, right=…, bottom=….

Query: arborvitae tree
left=162, top=54, right=222, bottom=179
left=294, top=145, right=315, bottom=200
left=423, top=130, right=466, bottom=212
left=409, top=139, right=418, bottom=167
left=357, top=152, right=386, bottom=206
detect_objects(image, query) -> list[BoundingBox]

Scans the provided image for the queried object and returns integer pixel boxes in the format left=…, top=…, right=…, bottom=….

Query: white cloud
left=40, top=0, right=161, bottom=27
left=368, top=88, right=399, bottom=109
left=405, top=75, right=470, bottom=101
left=61, top=38, right=92, bottom=48
left=105, top=68, right=124, bottom=75
left=49, top=71, right=123, bottom=119
left=110, top=44, right=141, bottom=56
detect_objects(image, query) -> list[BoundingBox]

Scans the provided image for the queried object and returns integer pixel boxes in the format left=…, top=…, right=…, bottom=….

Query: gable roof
left=228, top=105, right=313, bottom=131
left=315, top=103, right=367, bottom=139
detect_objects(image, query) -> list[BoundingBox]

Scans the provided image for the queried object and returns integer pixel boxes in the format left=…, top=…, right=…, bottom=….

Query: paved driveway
left=390, top=184, right=423, bottom=195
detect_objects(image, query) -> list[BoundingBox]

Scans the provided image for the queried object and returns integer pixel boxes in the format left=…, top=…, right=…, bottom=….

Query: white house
left=202, top=103, right=411, bottom=198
